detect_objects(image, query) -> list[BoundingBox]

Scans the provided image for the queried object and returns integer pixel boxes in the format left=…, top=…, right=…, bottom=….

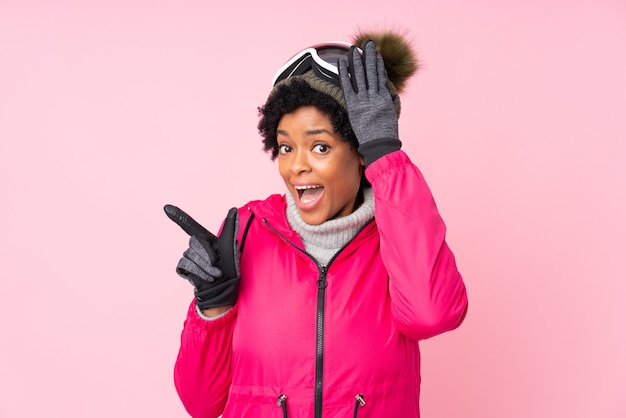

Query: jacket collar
left=249, top=193, right=378, bottom=254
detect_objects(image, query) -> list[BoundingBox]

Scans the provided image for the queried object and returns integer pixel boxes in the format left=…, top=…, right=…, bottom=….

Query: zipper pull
left=317, top=266, right=328, bottom=289
left=354, top=394, right=366, bottom=417
left=277, top=394, right=288, bottom=418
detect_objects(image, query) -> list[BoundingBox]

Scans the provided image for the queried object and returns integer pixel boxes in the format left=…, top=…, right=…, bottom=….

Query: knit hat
left=269, top=30, right=419, bottom=116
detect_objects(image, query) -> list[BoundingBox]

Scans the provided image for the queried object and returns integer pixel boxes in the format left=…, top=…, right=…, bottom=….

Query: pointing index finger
left=164, top=204, right=217, bottom=242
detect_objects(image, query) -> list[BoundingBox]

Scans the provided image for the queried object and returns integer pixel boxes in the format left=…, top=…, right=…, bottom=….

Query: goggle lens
left=315, top=46, right=351, bottom=64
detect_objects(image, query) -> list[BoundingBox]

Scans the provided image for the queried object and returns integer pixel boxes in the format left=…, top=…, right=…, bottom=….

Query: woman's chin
left=299, top=210, right=327, bottom=226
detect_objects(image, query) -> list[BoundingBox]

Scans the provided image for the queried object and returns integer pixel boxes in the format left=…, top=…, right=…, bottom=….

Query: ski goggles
left=271, top=42, right=363, bottom=87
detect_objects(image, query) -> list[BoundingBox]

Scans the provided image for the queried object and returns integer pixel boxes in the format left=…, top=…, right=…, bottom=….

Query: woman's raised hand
left=338, top=40, right=399, bottom=147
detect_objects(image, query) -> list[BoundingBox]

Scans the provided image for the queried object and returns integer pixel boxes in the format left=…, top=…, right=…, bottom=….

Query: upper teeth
left=295, top=185, right=321, bottom=190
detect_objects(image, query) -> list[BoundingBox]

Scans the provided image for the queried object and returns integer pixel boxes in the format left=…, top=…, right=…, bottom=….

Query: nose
left=290, top=149, right=311, bottom=174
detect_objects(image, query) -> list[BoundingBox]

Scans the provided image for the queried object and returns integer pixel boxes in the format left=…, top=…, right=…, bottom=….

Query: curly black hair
left=257, top=78, right=358, bottom=159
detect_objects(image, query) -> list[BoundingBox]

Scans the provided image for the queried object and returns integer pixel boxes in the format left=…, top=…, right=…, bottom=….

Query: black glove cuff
left=359, top=138, right=402, bottom=167
left=195, top=276, right=241, bottom=310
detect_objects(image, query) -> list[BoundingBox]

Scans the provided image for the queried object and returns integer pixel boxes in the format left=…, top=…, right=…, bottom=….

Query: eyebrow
left=276, top=128, right=334, bottom=137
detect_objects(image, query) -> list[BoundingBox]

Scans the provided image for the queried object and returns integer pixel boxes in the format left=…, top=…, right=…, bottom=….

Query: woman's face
left=277, top=106, right=364, bottom=226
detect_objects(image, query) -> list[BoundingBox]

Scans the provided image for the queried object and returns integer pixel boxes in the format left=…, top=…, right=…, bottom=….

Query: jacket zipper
left=263, top=217, right=374, bottom=418
left=315, top=265, right=327, bottom=417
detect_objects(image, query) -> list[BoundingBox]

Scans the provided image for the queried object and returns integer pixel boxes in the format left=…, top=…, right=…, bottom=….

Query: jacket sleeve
left=365, top=150, right=468, bottom=341
left=174, top=301, right=238, bottom=418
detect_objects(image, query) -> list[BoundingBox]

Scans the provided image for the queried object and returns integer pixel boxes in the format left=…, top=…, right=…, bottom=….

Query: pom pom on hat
left=351, top=29, right=419, bottom=94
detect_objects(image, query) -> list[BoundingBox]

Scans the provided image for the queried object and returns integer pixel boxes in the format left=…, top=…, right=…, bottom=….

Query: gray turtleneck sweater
left=285, top=188, right=375, bottom=266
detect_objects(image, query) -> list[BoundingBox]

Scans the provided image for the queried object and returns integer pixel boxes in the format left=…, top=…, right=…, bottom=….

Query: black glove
left=164, top=204, right=240, bottom=310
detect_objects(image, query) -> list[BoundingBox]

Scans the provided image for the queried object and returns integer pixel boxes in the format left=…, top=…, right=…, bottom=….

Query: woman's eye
left=313, top=144, right=330, bottom=154
left=278, top=144, right=292, bottom=154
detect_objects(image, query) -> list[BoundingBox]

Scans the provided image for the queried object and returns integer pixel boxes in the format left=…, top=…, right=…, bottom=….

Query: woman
left=166, top=31, right=468, bottom=418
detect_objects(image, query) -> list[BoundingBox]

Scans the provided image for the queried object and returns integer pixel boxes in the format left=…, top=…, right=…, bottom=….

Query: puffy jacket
left=174, top=150, right=468, bottom=417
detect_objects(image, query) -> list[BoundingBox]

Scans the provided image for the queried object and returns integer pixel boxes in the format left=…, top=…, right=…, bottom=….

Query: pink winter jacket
left=174, top=150, right=468, bottom=417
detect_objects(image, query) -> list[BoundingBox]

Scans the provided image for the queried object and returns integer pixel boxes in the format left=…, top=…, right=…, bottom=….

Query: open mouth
left=295, top=185, right=324, bottom=204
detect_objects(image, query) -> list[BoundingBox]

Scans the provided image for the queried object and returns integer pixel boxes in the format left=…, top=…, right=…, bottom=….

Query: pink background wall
left=1, top=0, right=625, bottom=416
